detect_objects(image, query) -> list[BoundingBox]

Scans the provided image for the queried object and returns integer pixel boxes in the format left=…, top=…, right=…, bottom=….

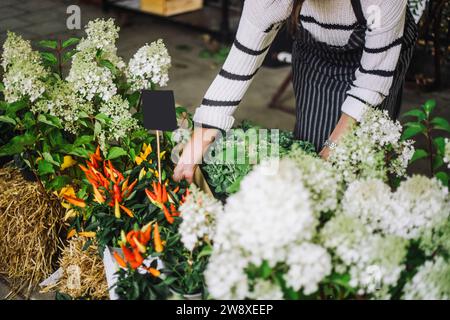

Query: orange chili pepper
left=119, top=204, right=134, bottom=218
left=114, top=252, right=127, bottom=268
left=108, top=160, right=116, bottom=183
left=114, top=199, right=121, bottom=218
left=63, top=195, right=86, bottom=208
left=162, top=204, right=174, bottom=224
left=126, top=230, right=136, bottom=247
left=146, top=267, right=161, bottom=277
left=170, top=203, right=180, bottom=217
left=121, top=177, right=129, bottom=192
left=92, top=185, right=105, bottom=204
left=173, top=186, right=180, bottom=194
left=67, top=229, right=76, bottom=239
left=121, top=245, right=135, bottom=262
left=94, top=145, right=102, bottom=160
left=154, top=223, right=163, bottom=253
left=133, top=248, right=144, bottom=265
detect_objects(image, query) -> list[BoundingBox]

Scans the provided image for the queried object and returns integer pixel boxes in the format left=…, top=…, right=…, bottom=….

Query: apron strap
left=351, top=0, right=367, bottom=26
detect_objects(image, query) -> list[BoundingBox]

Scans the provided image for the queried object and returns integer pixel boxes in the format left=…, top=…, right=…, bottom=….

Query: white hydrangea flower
left=287, top=146, right=342, bottom=214
left=179, top=185, right=224, bottom=251
left=284, top=242, right=332, bottom=295
left=248, top=279, right=284, bottom=300
left=444, top=138, right=450, bottom=169
left=321, top=214, right=408, bottom=298
left=391, top=175, right=449, bottom=240
left=1, top=32, right=48, bottom=103
left=342, top=179, right=395, bottom=233
left=77, top=18, right=120, bottom=54
left=329, top=108, right=414, bottom=184
left=204, top=249, right=249, bottom=300
left=66, top=48, right=117, bottom=102
left=97, top=95, right=139, bottom=151
left=403, top=256, right=450, bottom=300
left=206, top=159, right=328, bottom=299
left=127, top=39, right=171, bottom=90
left=32, top=81, right=93, bottom=134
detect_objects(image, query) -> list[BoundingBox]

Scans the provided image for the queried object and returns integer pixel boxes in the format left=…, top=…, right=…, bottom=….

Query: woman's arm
left=321, top=0, right=408, bottom=158
left=175, top=0, right=293, bottom=182
left=193, top=0, right=293, bottom=130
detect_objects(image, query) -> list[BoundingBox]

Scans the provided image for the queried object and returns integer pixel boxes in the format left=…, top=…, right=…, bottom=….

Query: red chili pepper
left=162, top=204, right=174, bottom=224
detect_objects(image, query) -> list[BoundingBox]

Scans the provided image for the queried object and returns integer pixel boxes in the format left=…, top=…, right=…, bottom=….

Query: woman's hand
left=173, top=127, right=218, bottom=183
left=319, top=113, right=356, bottom=160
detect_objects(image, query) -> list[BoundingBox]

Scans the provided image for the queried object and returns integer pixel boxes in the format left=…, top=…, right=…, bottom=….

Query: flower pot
left=169, top=287, right=203, bottom=300
left=103, top=246, right=165, bottom=300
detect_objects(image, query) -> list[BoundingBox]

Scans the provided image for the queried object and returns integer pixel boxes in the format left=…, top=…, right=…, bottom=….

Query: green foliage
left=402, top=99, right=450, bottom=186
left=202, top=124, right=316, bottom=197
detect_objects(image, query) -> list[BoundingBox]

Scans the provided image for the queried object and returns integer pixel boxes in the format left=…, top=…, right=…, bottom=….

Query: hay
left=0, top=167, right=63, bottom=297
left=47, top=237, right=108, bottom=300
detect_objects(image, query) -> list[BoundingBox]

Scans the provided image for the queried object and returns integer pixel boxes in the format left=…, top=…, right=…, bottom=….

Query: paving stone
left=11, top=0, right=56, bottom=12
left=0, top=17, right=29, bottom=32
left=0, top=5, right=24, bottom=19
left=0, top=0, right=19, bottom=8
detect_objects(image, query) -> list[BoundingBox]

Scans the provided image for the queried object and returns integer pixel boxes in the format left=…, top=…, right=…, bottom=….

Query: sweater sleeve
left=193, top=0, right=293, bottom=130
left=342, top=0, right=407, bottom=121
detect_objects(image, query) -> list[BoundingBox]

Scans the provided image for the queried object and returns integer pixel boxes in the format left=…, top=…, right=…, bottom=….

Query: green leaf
left=74, top=135, right=93, bottom=146
left=62, top=50, right=76, bottom=63
left=430, top=117, right=450, bottom=133
left=40, top=52, right=58, bottom=65
left=48, top=130, right=63, bottom=147
left=106, top=147, right=127, bottom=160
left=401, top=109, right=426, bottom=121
left=401, top=123, right=426, bottom=140
left=0, top=133, right=36, bottom=156
left=0, top=115, right=16, bottom=125
left=0, top=82, right=4, bottom=92
left=37, top=159, right=55, bottom=175
left=95, top=113, right=110, bottom=124
left=38, top=40, right=58, bottom=49
left=433, top=156, right=444, bottom=171
left=410, top=149, right=428, bottom=163
left=260, top=261, right=272, bottom=280
left=37, top=114, right=62, bottom=128
left=62, top=37, right=79, bottom=48
left=23, top=112, right=36, bottom=129
left=94, top=121, right=101, bottom=137
left=434, top=137, right=446, bottom=155
left=43, top=152, right=60, bottom=166
left=423, top=99, right=436, bottom=115
left=435, top=172, right=449, bottom=187
left=99, top=59, right=117, bottom=74
left=69, top=147, right=90, bottom=158
left=6, top=100, right=27, bottom=116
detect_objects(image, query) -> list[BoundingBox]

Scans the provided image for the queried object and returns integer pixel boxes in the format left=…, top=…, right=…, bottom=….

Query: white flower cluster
left=205, top=159, right=331, bottom=299
left=287, top=146, right=342, bottom=214
left=67, top=47, right=117, bottom=102
left=321, top=214, right=408, bottom=297
left=67, top=19, right=126, bottom=102
left=179, top=185, right=224, bottom=251
left=392, top=176, right=449, bottom=240
left=343, top=176, right=449, bottom=240
left=127, top=39, right=171, bottom=90
left=247, top=279, right=284, bottom=300
left=329, top=108, right=415, bottom=184
left=32, top=81, right=93, bottom=134
left=403, top=256, right=450, bottom=300
left=97, top=95, right=138, bottom=150
left=444, top=138, right=450, bottom=169
left=1, top=32, right=48, bottom=103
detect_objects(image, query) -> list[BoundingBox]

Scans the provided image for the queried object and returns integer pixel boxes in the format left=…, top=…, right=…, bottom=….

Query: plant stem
left=425, top=120, right=434, bottom=176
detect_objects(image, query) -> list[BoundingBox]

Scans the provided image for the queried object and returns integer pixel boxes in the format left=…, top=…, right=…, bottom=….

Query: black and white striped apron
left=292, top=0, right=418, bottom=150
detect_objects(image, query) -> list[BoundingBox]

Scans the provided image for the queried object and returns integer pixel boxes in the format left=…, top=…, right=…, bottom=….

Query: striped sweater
left=193, top=0, right=408, bottom=130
